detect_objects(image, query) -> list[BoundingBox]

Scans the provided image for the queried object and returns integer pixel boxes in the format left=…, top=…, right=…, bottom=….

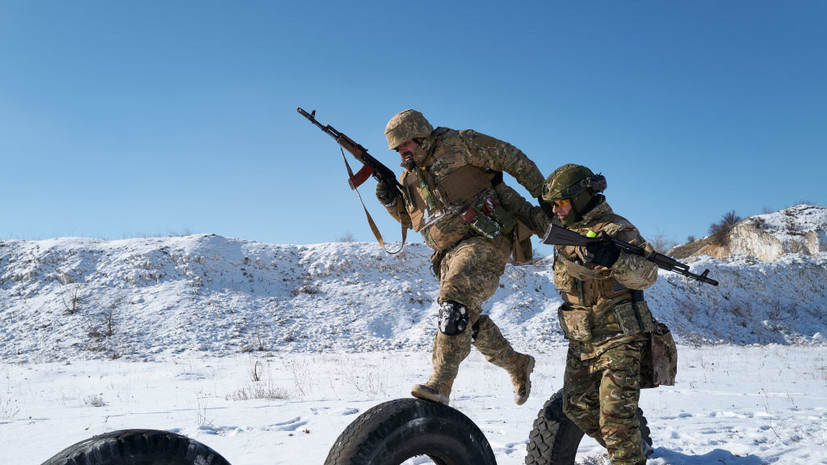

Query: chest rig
left=400, top=129, right=516, bottom=251
left=554, top=222, right=655, bottom=343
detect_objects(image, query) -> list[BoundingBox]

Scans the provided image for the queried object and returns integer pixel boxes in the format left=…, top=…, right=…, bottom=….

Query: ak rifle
left=297, top=107, right=402, bottom=192
left=297, top=107, right=407, bottom=254
left=542, top=223, right=719, bottom=286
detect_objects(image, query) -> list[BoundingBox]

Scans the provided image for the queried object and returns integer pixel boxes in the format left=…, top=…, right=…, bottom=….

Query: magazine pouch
left=558, top=305, right=593, bottom=342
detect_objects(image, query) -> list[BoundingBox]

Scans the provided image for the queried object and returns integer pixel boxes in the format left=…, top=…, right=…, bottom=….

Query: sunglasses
left=551, top=198, right=571, bottom=208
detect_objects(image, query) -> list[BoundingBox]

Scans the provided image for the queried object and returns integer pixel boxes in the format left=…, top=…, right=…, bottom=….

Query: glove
left=585, top=232, right=621, bottom=268
left=487, top=169, right=503, bottom=186
left=375, top=180, right=398, bottom=207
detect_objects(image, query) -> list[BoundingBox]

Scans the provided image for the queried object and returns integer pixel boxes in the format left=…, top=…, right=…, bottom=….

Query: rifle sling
left=342, top=150, right=407, bottom=254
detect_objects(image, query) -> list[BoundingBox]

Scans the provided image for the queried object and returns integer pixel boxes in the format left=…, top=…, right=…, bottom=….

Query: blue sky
left=2, top=1, right=825, bottom=251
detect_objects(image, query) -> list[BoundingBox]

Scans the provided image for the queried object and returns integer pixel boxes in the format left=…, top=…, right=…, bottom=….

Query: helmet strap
left=565, top=191, right=601, bottom=225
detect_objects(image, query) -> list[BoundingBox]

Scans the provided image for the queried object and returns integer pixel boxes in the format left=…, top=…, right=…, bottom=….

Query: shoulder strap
left=342, top=150, right=407, bottom=254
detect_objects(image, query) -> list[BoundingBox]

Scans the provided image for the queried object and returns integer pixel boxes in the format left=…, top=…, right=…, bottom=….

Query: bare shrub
left=648, top=233, right=677, bottom=254
left=61, top=284, right=82, bottom=315
left=227, top=383, right=289, bottom=401
left=83, top=394, right=107, bottom=407
left=227, top=359, right=290, bottom=400
left=0, top=396, right=20, bottom=420
left=336, top=231, right=356, bottom=242
left=708, top=210, right=742, bottom=245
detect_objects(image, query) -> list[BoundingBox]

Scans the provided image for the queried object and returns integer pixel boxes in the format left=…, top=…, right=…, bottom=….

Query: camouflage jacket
left=384, top=127, right=544, bottom=251
left=498, top=196, right=659, bottom=359
left=554, top=199, right=658, bottom=359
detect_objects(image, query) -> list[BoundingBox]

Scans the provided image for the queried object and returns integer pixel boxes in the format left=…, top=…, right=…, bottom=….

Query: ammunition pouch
left=557, top=306, right=593, bottom=342
left=558, top=298, right=656, bottom=343
left=611, top=300, right=655, bottom=335
left=460, top=194, right=516, bottom=241
left=640, top=320, right=678, bottom=388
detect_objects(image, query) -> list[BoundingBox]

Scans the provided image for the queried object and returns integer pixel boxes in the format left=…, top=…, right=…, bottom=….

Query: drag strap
left=341, top=150, right=406, bottom=254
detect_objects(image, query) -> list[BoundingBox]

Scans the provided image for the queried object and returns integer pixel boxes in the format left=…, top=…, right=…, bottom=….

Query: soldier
left=535, top=164, right=658, bottom=465
left=375, top=109, right=542, bottom=405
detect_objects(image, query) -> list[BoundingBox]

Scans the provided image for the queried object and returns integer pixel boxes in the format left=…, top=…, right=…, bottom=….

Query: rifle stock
left=542, top=223, right=719, bottom=286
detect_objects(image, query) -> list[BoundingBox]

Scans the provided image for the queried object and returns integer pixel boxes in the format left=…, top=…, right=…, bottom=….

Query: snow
left=1, top=205, right=826, bottom=464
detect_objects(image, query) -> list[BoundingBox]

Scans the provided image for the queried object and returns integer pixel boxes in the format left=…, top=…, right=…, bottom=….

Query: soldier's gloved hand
left=375, top=180, right=398, bottom=207
left=586, top=232, right=621, bottom=267
left=486, top=169, right=503, bottom=186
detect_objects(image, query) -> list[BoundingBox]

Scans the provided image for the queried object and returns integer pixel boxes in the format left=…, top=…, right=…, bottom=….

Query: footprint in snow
left=268, top=417, right=309, bottom=431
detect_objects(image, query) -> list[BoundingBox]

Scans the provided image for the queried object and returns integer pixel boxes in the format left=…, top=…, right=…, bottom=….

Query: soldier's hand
left=586, top=232, right=621, bottom=267
left=375, top=180, right=398, bottom=207
left=486, top=169, right=503, bottom=186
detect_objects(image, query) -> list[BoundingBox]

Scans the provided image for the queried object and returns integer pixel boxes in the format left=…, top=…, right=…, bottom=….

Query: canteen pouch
left=558, top=306, right=593, bottom=342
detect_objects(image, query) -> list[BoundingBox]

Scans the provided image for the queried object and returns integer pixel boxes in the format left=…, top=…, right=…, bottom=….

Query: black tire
left=40, top=429, right=232, bottom=465
left=324, top=398, right=496, bottom=465
left=525, top=389, right=651, bottom=465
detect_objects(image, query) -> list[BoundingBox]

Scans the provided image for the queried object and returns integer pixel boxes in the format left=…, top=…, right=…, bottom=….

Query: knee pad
left=438, top=300, right=469, bottom=336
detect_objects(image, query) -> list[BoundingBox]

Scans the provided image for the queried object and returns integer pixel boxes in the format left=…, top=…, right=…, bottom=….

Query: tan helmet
left=384, top=109, right=434, bottom=150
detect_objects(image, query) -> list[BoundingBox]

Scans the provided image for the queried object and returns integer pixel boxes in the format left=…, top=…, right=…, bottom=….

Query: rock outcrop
left=669, top=204, right=826, bottom=262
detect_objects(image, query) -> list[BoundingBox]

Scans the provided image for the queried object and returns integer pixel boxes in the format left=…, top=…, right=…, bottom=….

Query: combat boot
left=411, top=377, right=453, bottom=405
left=509, top=353, right=535, bottom=405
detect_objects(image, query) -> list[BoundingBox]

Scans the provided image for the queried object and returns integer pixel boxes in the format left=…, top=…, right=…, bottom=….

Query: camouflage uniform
left=382, top=123, right=544, bottom=405
left=559, top=201, right=658, bottom=465
left=530, top=196, right=656, bottom=465
left=501, top=163, right=658, bottom=465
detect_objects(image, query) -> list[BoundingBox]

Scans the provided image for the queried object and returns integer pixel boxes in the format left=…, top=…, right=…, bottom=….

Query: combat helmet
left=542, top=164, right=606, bottom=224
left=384, top=109, right=434, bottom=150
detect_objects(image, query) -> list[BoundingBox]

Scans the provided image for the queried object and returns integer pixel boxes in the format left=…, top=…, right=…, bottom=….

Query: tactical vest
left=401, top=163, right=518, bottom=251
left=399, top=128, right=523, bottom=252
left=554, top=217, right=655, bottom=343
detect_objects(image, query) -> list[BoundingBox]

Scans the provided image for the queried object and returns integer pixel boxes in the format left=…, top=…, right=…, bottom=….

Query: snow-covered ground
left=1, top=205, right=825, bottom=464
left=2, top=347, right=825, bottom=464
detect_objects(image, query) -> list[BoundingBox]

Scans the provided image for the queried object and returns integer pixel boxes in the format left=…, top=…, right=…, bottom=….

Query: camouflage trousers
left=429, top=234, right=521, bottom=384
left=562, top=340, right=646, bottom=465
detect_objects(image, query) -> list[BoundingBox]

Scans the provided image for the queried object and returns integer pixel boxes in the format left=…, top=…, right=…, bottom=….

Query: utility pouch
left=612, top=300, right=656, bottom=335
left=461, top=209, right=500, bottom=240
left=612, top=301, right=641, bottom=335
left=485, top=203, right=516, bottom=235
left=557, top=306, right=593, bottom=342
left=640, top=321, right=678, bottom=388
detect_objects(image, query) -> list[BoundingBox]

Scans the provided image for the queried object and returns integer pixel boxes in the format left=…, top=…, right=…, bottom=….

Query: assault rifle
left=297, top=107, right=407, bottom=254
left=542, top=223, right=719, bottom=286
left=297, top=107, right=402, bottom=192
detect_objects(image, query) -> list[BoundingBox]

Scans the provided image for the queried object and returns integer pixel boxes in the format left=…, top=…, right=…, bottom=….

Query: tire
left=324, top=398, right=496, bottom=465
left=40, top=429, right=232, bottom=465
left=525, top=389, right=652, bottom=465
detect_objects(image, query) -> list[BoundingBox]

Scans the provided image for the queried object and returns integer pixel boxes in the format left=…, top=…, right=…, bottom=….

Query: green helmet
left=384, top=109, right=434, bottom=150
left=542, top=164, right=606, bottom=201
left=542, top=164, right=607, bottom=224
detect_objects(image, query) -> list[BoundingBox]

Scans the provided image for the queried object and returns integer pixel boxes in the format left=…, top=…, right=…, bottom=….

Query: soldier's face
left=396, top=139, right=420, bottom=164
left=552, top=199, right=572, bottom=220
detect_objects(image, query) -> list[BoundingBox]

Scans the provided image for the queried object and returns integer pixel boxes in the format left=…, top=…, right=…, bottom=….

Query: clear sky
left=2, top=1, right=825, bottom=251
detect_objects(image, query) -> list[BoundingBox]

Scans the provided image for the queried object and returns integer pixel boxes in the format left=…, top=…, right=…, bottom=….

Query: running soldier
left=376, top=109, right=543, bottom=405
left=533, top=164, right=658, bottom=465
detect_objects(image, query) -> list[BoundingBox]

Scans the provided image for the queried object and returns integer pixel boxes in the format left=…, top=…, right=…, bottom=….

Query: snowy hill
left=670, top=203, right=827, bottom=261
left=2, top=205, right=826, bottom=363
left=2, top=207, right=827, bottom=465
